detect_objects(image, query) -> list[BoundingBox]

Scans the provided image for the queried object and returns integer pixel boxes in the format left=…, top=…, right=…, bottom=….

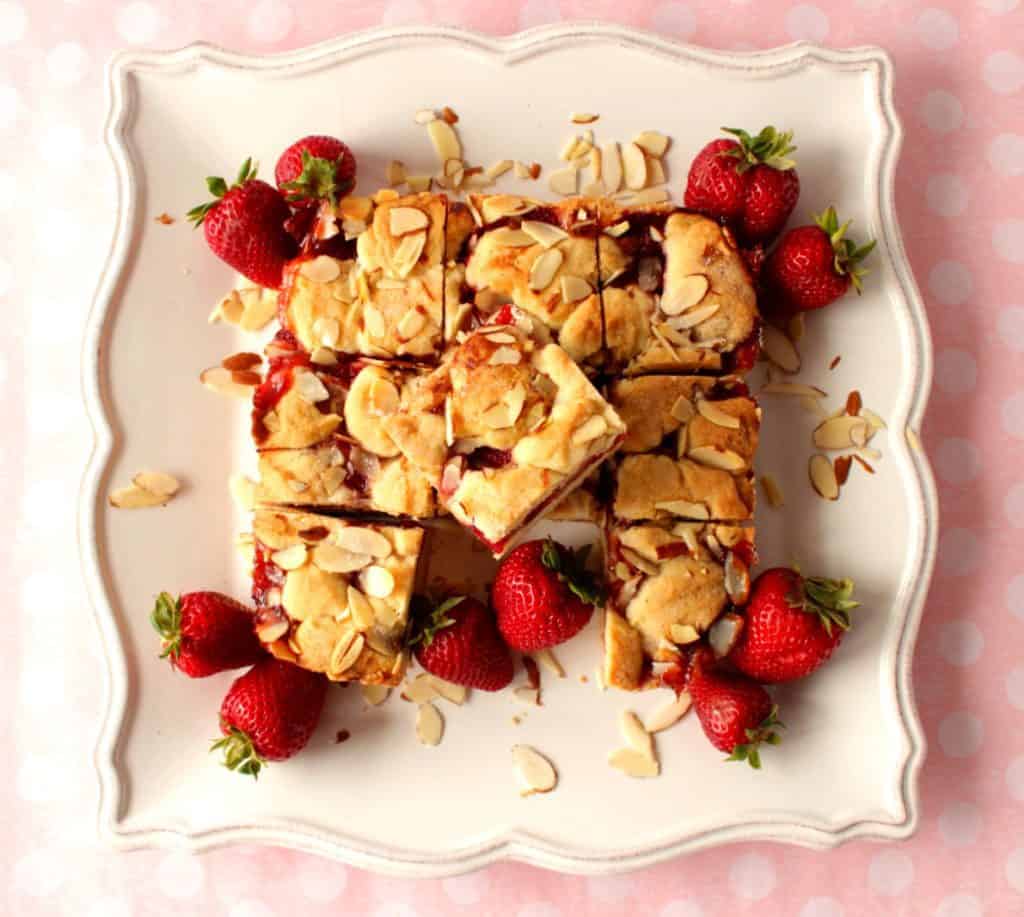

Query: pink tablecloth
left=3, top=1, right=1023, bottom=914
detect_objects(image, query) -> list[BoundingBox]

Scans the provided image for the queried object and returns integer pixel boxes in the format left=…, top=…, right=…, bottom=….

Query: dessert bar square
left=602, top=520, right=756, bottom=690
left=606, top=375, right=759, bottom=523
left=252, top=334, right=436, bottom=517
left=598, top=203, right=760, bottom=375
left=387, top=305, right=626, bottom=556
left=251, top=508, right=424, bottom=686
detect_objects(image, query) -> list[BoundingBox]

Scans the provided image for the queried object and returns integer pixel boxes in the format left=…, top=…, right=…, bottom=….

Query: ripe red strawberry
left=729, top=567, right=859, bottom=684
left=689, top=650, right=782, bottom=769
left=492, top=538, right=601, bottom=651
left=188, top=158, right=297, bottom=289
left=411, top=596, right=514, bottom=691
left=764, top=206, right=876, bottom=312
left=151, top=591, right=265, bottom=678
left=275, top=135, right=356, bottom=204
left=212, top=658, right=328, bottom=777
left=684, top=126, right=800, bottom=244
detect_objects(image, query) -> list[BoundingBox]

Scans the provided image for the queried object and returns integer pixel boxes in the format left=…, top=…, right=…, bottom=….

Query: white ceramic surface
left=80, top=24, right=938, bottom=875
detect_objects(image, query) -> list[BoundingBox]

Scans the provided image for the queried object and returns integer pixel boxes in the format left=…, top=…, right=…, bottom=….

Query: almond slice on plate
left=486, top=159, right=513, bottom=179
left=548, top=167, right=578, bottom=196
left=533, top=648, right=565, bottom=678
left=759, top=473, right=784, bottom=507
left=813, top=415, right=870, bottom=450
left=386, top=160, right=406, bottom=187
left=361, top=684, right=391, bottom=706
left=109, top=484, right=172, bottom=509
left=402, top=673, right=440, bottom=704
left=761, top=325, right=801, bottom=373
left=200, top=366, right=255, bottom=399
left=512, top=745, right=558, bottom=796
left=426, top=119, right=461, bottom=163
left=428, top=676, right=467, bottom=706
left=571, top=112, right=599, bottom=124
left=416, top=702, right=444, bottom=746
left=644, top=693, right=692, bottom=733
left=406, top=175, right=432, bottom=192
left=809, top=453, right=840, bottom=500
left=132, top=470, right=180, bottom=497
left=634, top=130, right=670, bottom=157
left=608, top=747, right=660, bottom=778
left=622, top=142, right=648, bottom=190
left=619, top=711, right=654, bottom=759
left=602, top=142, right=623, bottom=193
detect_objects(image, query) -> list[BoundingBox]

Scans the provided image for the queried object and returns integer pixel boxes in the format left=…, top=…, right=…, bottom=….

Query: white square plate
left=81, top=24, right=938, bottom=875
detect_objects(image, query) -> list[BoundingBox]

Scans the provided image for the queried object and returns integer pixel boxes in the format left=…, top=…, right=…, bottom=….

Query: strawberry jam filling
left=251, top=542, right=285, bottom=610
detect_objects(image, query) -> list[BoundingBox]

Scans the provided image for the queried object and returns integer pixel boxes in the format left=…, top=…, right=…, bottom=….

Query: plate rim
left=78, top=22, right=939, bottom=876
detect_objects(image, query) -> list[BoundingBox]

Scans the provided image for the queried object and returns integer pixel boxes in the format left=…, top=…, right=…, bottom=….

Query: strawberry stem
left=187, top=157, right=259, bottom=228
left=540, top=538, right=604, bottom=607
left=813, top=206, right=877, bottom=293
left=211, top=723, right=265, bottom=779
left=280, top=150, right=348, bottom=205
left=721, top=126, right=797, bottom=174
left=151, top=591, right=182, bottom=660
left=727, top=705, right=784, bottom=769
left=800, top=575, right=859, bottom=637
left=407, top=595, right=464, bottom=647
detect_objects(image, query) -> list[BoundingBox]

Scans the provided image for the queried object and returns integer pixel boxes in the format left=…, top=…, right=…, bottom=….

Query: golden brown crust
left=603, top=609, right=644, bottom=691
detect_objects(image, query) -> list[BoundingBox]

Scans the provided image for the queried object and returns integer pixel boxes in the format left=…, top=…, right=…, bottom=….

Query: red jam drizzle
left=466, top=447, right=513, bottom=471
left=251, top=542, right=285, bottom=609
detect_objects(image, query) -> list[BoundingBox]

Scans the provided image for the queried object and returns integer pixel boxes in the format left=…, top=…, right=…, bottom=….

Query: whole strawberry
left=684, top=126, right=800, bottom=244
left=764, top=206, right=876, bottom=312
left=689, top=650, right=782, bottom=769
left=151, top=591, right=265, bottom=678
left=212, top=658, right=328, bottom=777
left=729, top=567, right=858, bottom=684
left=275, top=135, right=356, bottom=205
left=188, top=158, right=297, bottom=289
left=412, top=596, right=514, bottom=691
left=492, top=538, right=602, bottom=651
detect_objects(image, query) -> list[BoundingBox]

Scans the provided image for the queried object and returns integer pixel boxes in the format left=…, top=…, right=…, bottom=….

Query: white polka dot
left=800, top=899, right=843, bottom=917
left=651, top=3, right=697, bottom=38
left=981, top=0, right=1019, bottom=10
left=937, top=528, right=981, bottom=577
left=935, top=893, right=983, bottom=917
left=935, top=438, right=980, bottom=484
left=380, top=0, right=429, bottom=25
left=1009, top=574, right=1024, bottom=620
left=919, top=90, right=964, bottom=134
left=729, top=853, right=776, bottom=901
left=926, top=174, right=968, bottom=217
left=939, top=801, right=982, bottom=847
left=998, top=306, right=1024, bottom=351
left=938, top=711, right=984, bottom=758
left=46, top=41, right=88, bottom=86
left=867, top=850, right=914, bottom=896
left=13, top=848, right=67, bottom=897
left=157, top=851, right=204, bottom=899
left=36, top=120, right=85, bottom=170
left=934, top=348, right=977, bottom=394
left=1006, top=847, right=1024, bottom=893
left=517, top=905, right=561, bottom=917
left=85, top=896, right=133, bottom=917
left=371, top=904, right=420, bottom=917
left=586, top=875, right=636, bottom=901
left=518, top=0, right=561, bottom=28
left=1007, top=482, right=1024, bottom=527
left=993, top=219, right=1024, bottom=264
left=1007, top=666, right=1024, bottom=709
left=984, top=50, right=1024, bottom=93
left=16, top=752, right=75, bottom=803
left=19, top=657, right=68, bottom=711
left=296, top=858, right=347, bottom=902
left=246, top=0, right=294, bottom=43
left=988, top=134, right=1024, bottom=176
left=228, top=903, right=275, bottom=917
left=1007, top=755, right=1024, bottom=801
left=928, top=260, right=973, bottom=305
left=0, top=1, right=27, bottom=45
left=1002, top=392, right=1024, bottom=439
left=938, top=619, right=984, bottom=666
left=659, top=902, right=704, bottom=917
left=117, top=2, right=165, bottom=43
left=915, top=8, right=959, bottom=49
left=785, top=4, right=829, bottom=41
left=442, top=871, right=490, bottom=906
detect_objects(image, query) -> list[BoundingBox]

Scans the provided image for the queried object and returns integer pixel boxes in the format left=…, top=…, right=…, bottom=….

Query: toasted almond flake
left=362, top=565, right=395, bottom=598
left=342, top=218, right=367, bottom=240
left=514, top=686, right=540, bottom=706
left=313, top=543, right=371, bottom=574
left=669, top=623, right=701, bottom=645
left=395, top=307, right=427, bottom=341
left=229, top=474, right=258, bottom=512
left=443, top=157, right=463, bottom=179
left=661, top=274, right=709, bottom=315
left=810, top=453, right=840, bottom=500
left=645, top=693, right=692, bottom=733
left=760, top=382, right=827, bottom=398
left=235, top=531, right=255, bottom=565
left=346, top=585, right=376, bottom=631
left=199, top=366, right=254, bottom=399
left=709, top=613, right=744, bottom=657
left=108, top=484, right=171, bottom=509
left=440, top=105, right=458, bottom=124
left=600, top=142, right=623, bottom=193
left=834, top=454, right=853, bottom=486
left=532, top=648, right=564, bottom=679
left=629, top=187, right=671, bottom=205
left=520, top=219, right=569, bottom=249
left=386, top=160, right=406, bottom=187
left=299, top=255, right=341, bottom=284
left=414, top=108, right=436, bottom=124
left=221, top=351, right=262, bottom=372
left=402, top=673, right=440, bottom=704
left=762, top=325, right=801, bottom=373
left=488, top=345, right=522, bottom=367
left=426, top=119, right=461, bottom=164
left=634, top=130, right=670, bottom=157
left=649, top=323, right=683, bottom=363
left=571, top=414, right=608, bottom=446
left=441, top=460, right=462, bottom=494
left=696, top=399, right=741, bottom=430
left=560, top=275, right=592, bottom=304
left=230, top=369, right=262, bottom=387
left=132, top=470, right=180, bottom=498
left=571, top=112, right=599, bottom=124
left=687, top=445, right=747, bottom=472
left=801, top=396, right=829, bottom=418
left=548, top=167, right=577, bottom=196
left=489, top=227, right=537, bottom=248
left=646, top=156, right=667, bottom=187
left=559, top=134, right=580, bottom=160
left=330, top=631, right=362, bottom=674
left=654, top=499, right=709, bottom=520
left=291, top=369, right=329, bottom=404
left=406, top=175, right=432, bottom=192
left=441, top=396, right=455, bottom=448
left=512, top=745, right=557, bottom=796
left=620, top=711, right=655, bottom=758
left=389, top=206, right=429, bottom=237
left=861, top=408, right=887, bottom=430
left=854, top=453, right=877, bottom=474
left=310, top=318, right=340, bottom=352
left=608, top=747, right=660, bottom=778
left=621, top=142, right=648, bottom=190
left=256, top=618, right=289, bottom=643
left=604, top=220, right=630, bottom=239
left=508, top=161, right=528, bottom=179
left=845, top=390, right=863, bottom=417
left=484, top=159, right=513, bottom=180
left=529, top=248, right=564, bottom=291
left=669, top=395, right=695, bottom=423
left=415, top=702, right=444, bottom=746
left=392, top=231, right=427, bottom=279
left=667, top=302, right=720, bottom=332
left=483, top=331, right=518, bottom=344
left=577, top=179, right=604, bottom=198
left=829, top=354, right=842, bottom=370
left=287, top=479, right=308, bottom=494
left=813, top=415, right=870, bottom=450
left=272, top=543, right=308, bottom=570
left=361, top=684, right=391, bottom=705
left=369, top=376, right=401, bottom=415
left=760, top=473, right=784, bottom=507
left=429, top=677, right=467, bottom=706
left=336, top=526, right=392, bottom=558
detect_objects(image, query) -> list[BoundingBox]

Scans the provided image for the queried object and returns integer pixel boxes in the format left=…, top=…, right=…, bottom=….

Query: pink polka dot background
left=2, top=0, right=1022, bottom=914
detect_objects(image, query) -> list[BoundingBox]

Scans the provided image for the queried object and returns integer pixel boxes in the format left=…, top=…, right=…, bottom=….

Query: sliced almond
left=670, top=395, right=695, bottom=423
left=809, top=453, right=840, bottom=500
left=484, top=159, right=513, bottom=180
left=579, top=179, right=606, bottom=197
left=533, top=648, right=564, bottom=678
left=388, top=206, right=429, bottom=237
left=406, top=175, right=432, bottom=192
left=488, top=345, right=522, bottom=366
left=513, top=161, right=531, bottom=179
left=709, top=612, right=744, bottom=658
left=386, top=160, right=406, bottom=187
left=629, top=188, right=670, bottom=205
left=330, top=631, right=364, bottom=675
left=548, top=167, right=578, bottom=196
left=441, top=460, right=462, bottom=494
left=335, top=526, right=392, bottom=558
left=622, top=142, right=648, bottom=190
left=300, top=255, right=342, bottom=284
left=312, top=543, right=371, bottom=574
left=489, top=227, right=536, bottom=248
left=313, top=316, right=341, bottom=349
left=601, top=142, right=623, bottom=193
left=271, top=543, right=308, bottom=571
left=861, top=408, right=887, bottom=431
left=560, top=275, right=592, bottom=304
left=132, top=470, right=180, bottom=498
left=347, top=585, right=376, bottom=631
left=654, top=499, right=709, bottom=520
left=762, top=325, right=801, bottom=373
left=256, top=617, right=289, bottom=644
left=416, top=702, right=444, bottom=746
left=687, top=445, right=747, bottom=472
left=402, top=673, right=440, bottom=704
left=571, top=112, right=599, bottom=124
left=604, top=220, right=629, bottom=238
left=608, top=747, right=660, bottom=778
left=619, top=711, right=654, bottom=759
left=667, top=302, right=720, bottom=331
left=661, top=274, right=709, bottom=315
left=200, top=366, right=254, bottom=399
left=221, top=352, right=262, bottom=372
left=644, top=693, right=692, bottom=733
left=229, top=473, right=257, bottom=511
left=760, top=382, right=827, bottom=399
left=646, top=156, right=667, bottom=187
left=760, top=473, right=784, bottom=507
left=634, top=130, right=670, bottom=157
left=426, top=119, right=460, bottom=164
left=108, top=484, right=170, bottom=509
left=392, top=231, right=426, bottom=278
left=294, top=370, right=330, bottom=404
left=512, top=745, right=557, bottom=796
left=429, top=677, right=467, bottom=706
left=669, top=623, right=701, bottom=644
left=571, top=414, right=608, bottom=445
left=696, top=399, right=741, bottom=429
left=529, top=248, right=564, bottom=291
left=361, top=565, right=395, bottom=598
left=520, top=219, right=569, bottom=249
left=559, top=135, right=580, bottom=160
left=813, top=415, right=870, bottom=450
left=414, top=108, right=436, bottom=124
left=514, top=686, right=540, bottom=706
left=361, top=684, right=391, bottom=706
